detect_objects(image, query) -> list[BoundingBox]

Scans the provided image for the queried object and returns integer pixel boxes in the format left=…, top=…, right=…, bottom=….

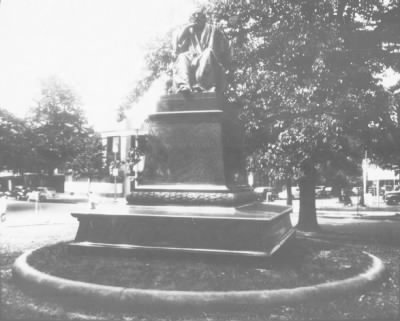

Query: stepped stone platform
left=70, top=93, right=294, bottom=257
left=69, top=202, right=294, bottom=257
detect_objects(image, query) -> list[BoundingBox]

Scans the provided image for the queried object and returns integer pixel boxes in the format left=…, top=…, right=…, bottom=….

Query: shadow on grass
left=297, top=223, right=400, bottom=247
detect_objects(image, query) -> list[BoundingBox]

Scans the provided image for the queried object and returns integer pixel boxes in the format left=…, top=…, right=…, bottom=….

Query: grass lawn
left=1, top=232, right=399, bottom=320
left=27, top=238, right=370, bottom=291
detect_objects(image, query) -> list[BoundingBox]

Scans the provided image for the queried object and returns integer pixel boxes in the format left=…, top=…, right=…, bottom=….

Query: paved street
left=0, top=197, right=135, bottom=252
left=1, top=201, right=79, bottom=253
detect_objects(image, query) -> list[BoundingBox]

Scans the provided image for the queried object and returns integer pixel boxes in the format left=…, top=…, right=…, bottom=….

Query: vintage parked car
left=384, top=190, right=400, bottom=205
left=315, top=186, right=333, bottom=198
left=254, top=186, right=278, bottom=202
left=0, top=190, right=12, bottom=198
left=11, top=185, right=31, bottom=200
left=27, top=187, right=57, bottom=202
left=278, top=186, right=300, bottom=199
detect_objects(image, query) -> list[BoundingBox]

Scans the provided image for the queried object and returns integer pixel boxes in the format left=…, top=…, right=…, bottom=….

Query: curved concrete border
left=12, top=249, right=385, bottom=311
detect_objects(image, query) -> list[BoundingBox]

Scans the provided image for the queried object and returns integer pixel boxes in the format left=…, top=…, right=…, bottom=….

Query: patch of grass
left=27, top=238, right=370, bottom=291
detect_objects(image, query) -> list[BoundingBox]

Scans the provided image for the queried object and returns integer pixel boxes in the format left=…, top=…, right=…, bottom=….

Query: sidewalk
left=43, top=193, right=400, bottom=221
left=316, top=194, right=400, bottom=211
left=35, top=193, right=124, bottom=204
left=275, top=195, right=400, bottom=220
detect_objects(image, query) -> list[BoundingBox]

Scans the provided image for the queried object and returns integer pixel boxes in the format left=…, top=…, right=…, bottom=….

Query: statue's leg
left=195, top=48, right=224, bottom=91
left=174, top=53, right=193, bottom=92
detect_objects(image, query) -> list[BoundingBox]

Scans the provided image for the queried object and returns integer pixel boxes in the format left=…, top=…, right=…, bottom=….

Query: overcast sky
left=1, top=0, right=399, bottom=132
left=0, top=0, right=196, bottom=130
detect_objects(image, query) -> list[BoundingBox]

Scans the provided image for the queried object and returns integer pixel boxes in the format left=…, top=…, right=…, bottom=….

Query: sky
left=0, top=0, right=197, bottom=130
left=1, top=0, right=399, bottom=132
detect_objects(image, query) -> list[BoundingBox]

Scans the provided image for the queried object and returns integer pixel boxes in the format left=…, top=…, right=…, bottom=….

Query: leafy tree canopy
left=66, top=131, right=105, bottom=180
left=121, top=0, right=400, bottom=230
left=28, top=77, right=101, bottom=175
left=0, top=108, right=34, bottom=173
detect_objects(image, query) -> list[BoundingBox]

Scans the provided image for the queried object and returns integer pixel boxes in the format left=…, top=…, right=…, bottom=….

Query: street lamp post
left=112, top=137, right=119, bottom=202
left=361, top=150, right=368, bottom=207
left=113, top=152, right=117, bottom=202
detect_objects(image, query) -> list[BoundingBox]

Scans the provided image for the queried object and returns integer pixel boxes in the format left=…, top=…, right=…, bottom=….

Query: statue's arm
left=173, top=24, right=194, bottom=55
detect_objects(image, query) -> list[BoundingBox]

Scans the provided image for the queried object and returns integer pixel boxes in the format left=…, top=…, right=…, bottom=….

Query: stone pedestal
left=127, top=93, right=254, bottom=206
left=70, top=93, right=295, bottom=256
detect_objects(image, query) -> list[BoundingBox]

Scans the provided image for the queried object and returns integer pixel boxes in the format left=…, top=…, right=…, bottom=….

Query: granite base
left=69, top=202, right=294, bottom=257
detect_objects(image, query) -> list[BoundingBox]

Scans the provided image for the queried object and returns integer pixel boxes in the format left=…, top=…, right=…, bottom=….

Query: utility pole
left=113, top=152, right=117, bottom=202
left=112, top=137, right=119, bottom=202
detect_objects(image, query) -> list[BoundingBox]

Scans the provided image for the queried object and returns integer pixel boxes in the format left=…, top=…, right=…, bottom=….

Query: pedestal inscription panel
left=141, top=111, right=225, bottom=185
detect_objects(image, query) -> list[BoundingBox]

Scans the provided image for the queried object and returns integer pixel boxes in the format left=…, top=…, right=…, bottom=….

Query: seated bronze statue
left=172, top=10, right=231, bottom=93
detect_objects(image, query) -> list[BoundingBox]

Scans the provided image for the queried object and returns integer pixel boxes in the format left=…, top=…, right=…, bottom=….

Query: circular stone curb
left=12, top=248, right=385, bottom=311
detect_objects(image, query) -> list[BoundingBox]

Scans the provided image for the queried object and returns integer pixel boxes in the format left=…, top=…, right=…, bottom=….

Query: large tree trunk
left=297, top=161, right=319, bottom=231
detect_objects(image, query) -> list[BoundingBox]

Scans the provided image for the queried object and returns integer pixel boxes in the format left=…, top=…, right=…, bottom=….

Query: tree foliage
left=28, top=78, right=103, bottom=176
left=66, top=131, right=105, bottom=180
left=217, top=0, right=400, bottom=230
left=122, top=0, right=400, bottom=230
left=0, top=108, right=34, bottom=173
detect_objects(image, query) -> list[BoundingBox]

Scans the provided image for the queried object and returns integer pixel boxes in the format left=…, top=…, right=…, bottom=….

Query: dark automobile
left=254, top=186, right=278, bottom=202
left=27, top=186, right=57, bottom=202
left=385, top=190, right=400, bottom=205
left=0, top=191, right=10, bottom=198
left=315, top=186, right=333, bottom=198
left=11, top=186, right=31, bottom=200
left=0, top=190, right=12, bottom=198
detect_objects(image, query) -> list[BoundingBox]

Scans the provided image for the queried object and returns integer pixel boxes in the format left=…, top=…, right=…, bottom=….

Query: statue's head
left=189, top=9, right=207, bottom=29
